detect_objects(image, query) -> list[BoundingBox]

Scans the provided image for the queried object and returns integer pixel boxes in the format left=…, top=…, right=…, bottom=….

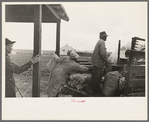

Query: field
left=10, top=53, right=53, bottom=97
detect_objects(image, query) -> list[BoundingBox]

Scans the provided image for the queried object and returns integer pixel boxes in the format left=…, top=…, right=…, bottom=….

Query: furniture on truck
left=124, top=37, right=145, bottom=96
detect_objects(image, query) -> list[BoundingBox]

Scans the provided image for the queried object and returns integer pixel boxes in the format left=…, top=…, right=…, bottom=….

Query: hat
left=69, top=50, right=79, bottom=59
left=6, top=38, right=16, bottom=45
left=100, top=31, right=108, bottom=38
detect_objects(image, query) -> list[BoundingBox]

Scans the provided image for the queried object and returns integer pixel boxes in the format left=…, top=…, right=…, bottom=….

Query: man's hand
left=30, top=54, right=41, bottom=64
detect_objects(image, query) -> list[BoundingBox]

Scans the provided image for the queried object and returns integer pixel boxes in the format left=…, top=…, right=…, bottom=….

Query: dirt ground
left=10, top=53, right=52, bottom=97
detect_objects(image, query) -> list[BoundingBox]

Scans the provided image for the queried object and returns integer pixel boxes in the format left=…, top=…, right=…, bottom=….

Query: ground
left=10, top=53, right=52, bottom=97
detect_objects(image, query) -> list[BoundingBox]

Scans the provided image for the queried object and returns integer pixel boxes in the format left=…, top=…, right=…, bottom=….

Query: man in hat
left=86, top=31, right=112, bottom=95
left=5, top=38, right=41, bottom=97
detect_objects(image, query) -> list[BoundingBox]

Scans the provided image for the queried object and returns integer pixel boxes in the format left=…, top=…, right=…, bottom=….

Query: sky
left=3, top=2, right=147, bottom=52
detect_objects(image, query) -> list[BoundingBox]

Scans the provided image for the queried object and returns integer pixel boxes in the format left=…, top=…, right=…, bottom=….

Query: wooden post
left=32, top=5, right=42, bottom=97
left=131, top=37, right=136, bottom=50
left=117, top=40, right=121, bottom=65
left=55, top=20, right=61, bottom=56
left=125, top=38, right=134, bottom=96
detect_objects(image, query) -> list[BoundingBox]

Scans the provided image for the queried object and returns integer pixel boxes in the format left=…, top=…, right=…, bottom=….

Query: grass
left=10, top=53, right=52, bottom=97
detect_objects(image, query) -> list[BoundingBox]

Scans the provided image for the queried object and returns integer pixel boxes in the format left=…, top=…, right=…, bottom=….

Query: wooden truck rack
left=124, top=37, right=145, bottom=96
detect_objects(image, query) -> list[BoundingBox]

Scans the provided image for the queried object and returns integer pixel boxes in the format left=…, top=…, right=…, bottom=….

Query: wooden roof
left=5, top=4, right=69, bottom=23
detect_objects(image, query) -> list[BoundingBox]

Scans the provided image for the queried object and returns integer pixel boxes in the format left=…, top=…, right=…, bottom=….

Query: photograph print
left=2, top=1, right=148, bottom=121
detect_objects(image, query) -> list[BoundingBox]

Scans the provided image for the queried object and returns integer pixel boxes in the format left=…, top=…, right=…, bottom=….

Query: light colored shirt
left=91, top=39, right=110, bottom=68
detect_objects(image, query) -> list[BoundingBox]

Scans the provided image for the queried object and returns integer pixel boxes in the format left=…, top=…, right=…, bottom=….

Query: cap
left=6, top=38, right=16, bottom=45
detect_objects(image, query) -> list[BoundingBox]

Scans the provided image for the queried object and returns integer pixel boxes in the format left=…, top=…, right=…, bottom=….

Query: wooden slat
left=131, top=50, right=145, bottom=58
left=128, top=89, right=145, bottom=93
left=80, top=65, right=93, bottom=68
left=134, top=37, right=145, bottom=41
left=50, top=5, right=61, bottom=9
left=77, top=59, right=89, bottom=62
left=6, top=5, right=34, bottom=16
left=77, top=57, right=91, bottom=62
left=6, top=16, right=33, bottom=22
left=129, top=79, right=145, bottom=87
left=32, top=5, right=42, bottom=97
left=79, top=62, right=92, bottom=65
left=130, top=65, right=145, bottom=74
left=6, top=15, right=58, bottom=23
left=77, top=52, right=92, bottom=57
left=6, top=4, right=69, bottom=23
left=127, top=92, right=145, bottom=96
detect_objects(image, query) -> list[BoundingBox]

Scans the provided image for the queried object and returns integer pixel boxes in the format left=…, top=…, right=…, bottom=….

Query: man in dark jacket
left=5, top=38, right=41, bottom=97
left=87, top=31, right=112, bottom=94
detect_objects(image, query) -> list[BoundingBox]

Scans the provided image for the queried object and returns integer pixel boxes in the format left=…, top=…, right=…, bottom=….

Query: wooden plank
left=128, top=89, right=145, bottom=93
left=6, top=5, right=34, bottom=16
left=127, top=92, right=145, bottom=96
left=77, top=52, right=92, bottom=57
left=77, top=57, right=91, bottom=61
left=46, top=5, right=60, bottom=20
left=80, top=65, right=93, bottom=68
left=124, top=65, right=145, bottom=75
left=130, top=65, right=145, bottom=75
left=55, top=20, right=61, bottom=56
left=50, top=5, right=61, bottom=9
left=6, top=15, right=58, bottom=23
left=32, top=5, right=42, bottom=97
left=125, top=46, right=133, bottom=96
left=131, top=37, right=137, bottom=50
left=134, top=37, right=145, bottom=41
left=79, top=62, right=92, bottom=65
left=54, top=9, right=65, bottom=16
left=131, top=50, right=145, bottom=58
left=6, top=5, right=59, bottom=23
left=6, top=16, right=34, bottom=23
left=77, top=58, right=90, bottom=61
left=125, top=50, right=145, bottom=59
left=129, top=79, right=145, bottom=87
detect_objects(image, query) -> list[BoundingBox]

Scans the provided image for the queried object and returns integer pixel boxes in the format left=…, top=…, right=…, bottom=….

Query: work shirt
left=6, top=54, right=32, bottom=97
left=91, top=39, right=110, bottom=68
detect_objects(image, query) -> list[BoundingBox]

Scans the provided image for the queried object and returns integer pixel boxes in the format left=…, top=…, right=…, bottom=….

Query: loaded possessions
left=68, top=73, right=92, bottom=90
left=59, top=73, right=92, bottom=97
left=102, top=71, right=124, bottom=97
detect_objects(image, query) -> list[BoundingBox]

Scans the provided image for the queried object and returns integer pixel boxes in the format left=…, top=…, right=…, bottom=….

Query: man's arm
left=6, top=54, right=40, bottom=74
left=56, top=56, right=68, bottom=63
left=7, top=61, right=32, bottom=74
left=72, top=62, right=89, bottom=73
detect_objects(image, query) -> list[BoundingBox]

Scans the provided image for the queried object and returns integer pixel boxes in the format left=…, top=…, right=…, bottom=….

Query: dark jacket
left=91, top=39, right=110, bottom=68
left=6, top=54, right=32, bottom=97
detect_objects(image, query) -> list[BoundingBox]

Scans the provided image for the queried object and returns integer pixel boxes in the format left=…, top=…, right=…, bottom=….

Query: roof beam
left=50, top=5, right=61, bottom=9
left=54, top=9, right=65, bottom=17
left=46, top=5, right=60, bottom=20
left=60, top=5, right=69, bottom=21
